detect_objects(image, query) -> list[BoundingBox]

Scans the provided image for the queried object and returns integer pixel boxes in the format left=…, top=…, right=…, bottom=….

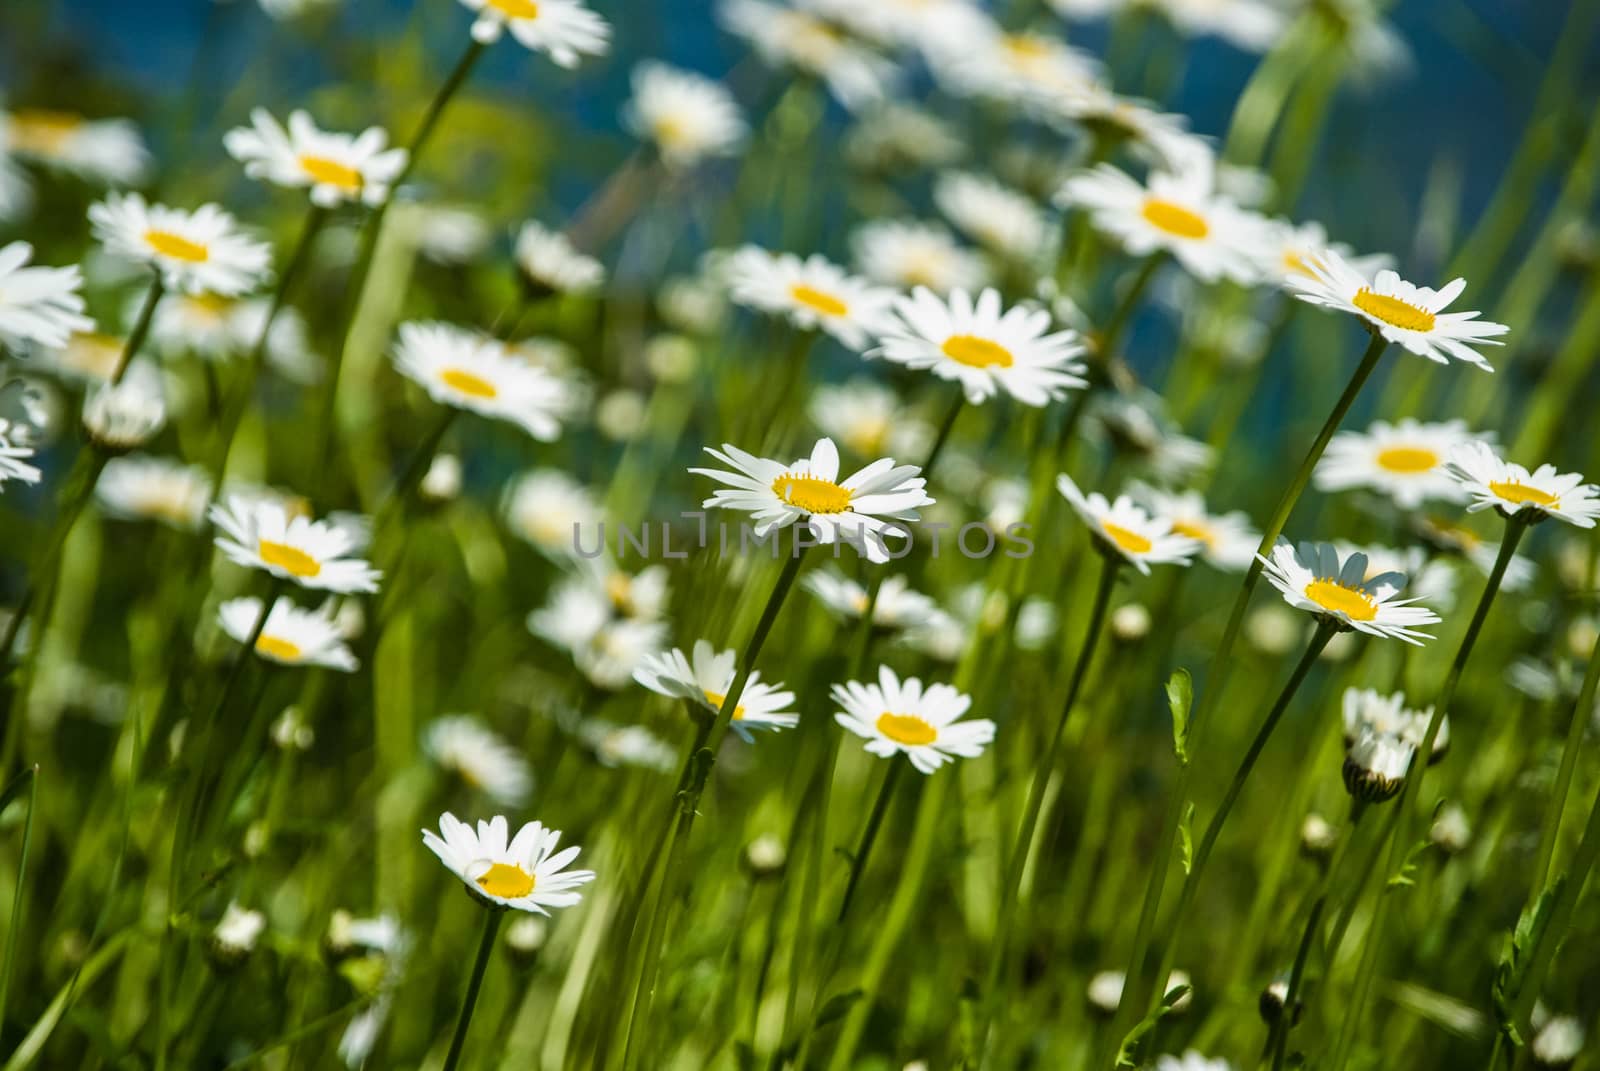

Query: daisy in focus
left=1288, top=251, right=1509, bottom=370
left=1315, top=418, right=1479, bottom=509
left=633, top=639, right=799, bottom=741
left=1129, top=482, right=1258, bottom=571
left=210, top=495, right=382, bottom=594
left=0, top=241, right=93, bottom=349
left=95, top=455, right=212, bottom=529
left=1259, top=540, right=1441, bottom=645
left=218, top=596, right=359, bottom=672
left=624, top=62, right=746, bottom=168
left=802, top=569, right=942, bottom=631
left=852, top=219, right=989, bottom=294
left=1447, top=441, right=1600, bottom=527
left=0, top=108, right=150, bottom=186
left=392, top=321, right=577, bottom=441
left=693, top=437, right=933, bottom=563
left=424, top=715, right=534, bottom=806
left=833, top=665, right=994, bottom=773
left=874, top=287, right=1087, bottom=406
left=457, top=0, right=611, bottom=66
left=1057, top=474, right=1201, bottom=575
left=514, top=221, right=605, bottom=297
left=421, top=814, right=595, bottom=914
left=89, top=193, right=273, bottom=296
left=224, top=109, right=408, bottom=208
left=724, top=247, right=897, bottom=350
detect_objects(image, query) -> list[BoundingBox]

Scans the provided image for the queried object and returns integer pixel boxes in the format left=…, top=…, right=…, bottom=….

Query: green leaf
left=1178, top=801, right=1196, bottom=875
left=1114, top=983, right=1193, bottom=1067
left=814, top=988, right=864, bottom=1028
left=1386, top=837, right=1432, bottom=889
left=1166, top=669, right=1193, bottom=766
left=1492, top=878, right=1566, bottom=1039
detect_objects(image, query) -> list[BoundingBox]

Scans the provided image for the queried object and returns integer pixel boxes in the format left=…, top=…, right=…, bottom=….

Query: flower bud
left=82, top=366, right=165, bottom=454
left=1343, top=729, right=1414, bottom=804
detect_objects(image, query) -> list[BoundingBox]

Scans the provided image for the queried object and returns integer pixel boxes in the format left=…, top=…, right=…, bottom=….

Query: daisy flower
left=634, top=639, right=799, bottom=742
left=719, top=0, right=898, bottom=111
left=457, top=0, right=611, bottom=66
left=0, top=241, right=93, bottom=350
left=1157, top=0, right=1286, bottom=51
left=807, top=379, right=932, bottom=460
left=0, top=421, right=41, bottom=488
left=1335, top=542, right=1458, bottom=612
left=503, top=469, right=603, bottom=556
left=424, top=715, right=534, bottom=806
left=1056, top=474, right=1201, bottom=575
left=1288, top=251, right=1508, bottom=371
left=802, top=569, right=942, bottom=630
left=802, top=0, right=988, bottom=53
left=224, top=108, right=408, bottom=208
left=1315, top=418, right=1479, bottom=509
left=624, top=62, right=746, bottom=168
left=852, top=219, right=989, bottom=294
left=528, top=565, right=670, bottom=690
left=96, top=455, right=212, bottom=528
left=392, top=321, right=575, bottom=441
left=723, top=247, right=897, bottom=350
left=934, top=171, right=1049, bottom=265
left=513, top=221, right=605, bottom=296
left=1447, top=441, right=1600, bottom=528
left=81, top=364, right=167, bottom=454
left=578, top=719, right=677, bottom=771
left=89, top=193, right=273, bottom=297
left=1342, top=727, right=1414, bottom=804
left=209, top=494, right=382, bottom=594
left=1129, top=482, right=1258, bottom=571
left=0, top=108, right=150, bottom=186
left=1258, top=218, right=1391, bottom=288
left=692, top=437, right=933, bottom=563
left=1341, top=686, right=1447, bottom=761
left=1413, top=515, right=1537, bottom=591
left=421, top=813, right=595, bottom=914
left=218, top=596, right=359, bottom=672
left=832, top=665, right=994, bottom=774
left=932, top=25, right=1100, bottom=107
left=1152, top=1050, right=1233, bottom=1071
left=1057, top=163, right=1273, bottom=284
left=212, top=902, right=267, bottom=959
left=1047, top=83, right=1194, bottom=169
left=843, top=103, right=965, bottom=174
left=873, top=287, right=1088, bottom=406
left=1259, top=540, right=1441, bottom=645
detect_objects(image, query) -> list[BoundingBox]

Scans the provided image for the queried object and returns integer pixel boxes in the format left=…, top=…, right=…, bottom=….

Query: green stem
left=0, top=765, right=39, bottom=1033
left=441, top=908, right=505, bottom=1071
left=921, top=390, right=965, bottom=480
left=113, top=272, right=166, bottom=385
left=1096, top=254, right=1162, bottom=361
left=836, top=756, right=906, bottom=924
left=1528, top=620, right=1600, bottom=893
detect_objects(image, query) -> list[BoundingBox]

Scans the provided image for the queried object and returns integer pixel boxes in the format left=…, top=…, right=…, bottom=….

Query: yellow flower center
left=258, top=539, right=322, bottom=579
left=476, top=862, right=536, bottom=899
left=1170, top=519, right=1215, bottom=548
left=1282, top=250, right=1311, bottom=276
left=144, top=229, right=210, bottom=263
left=652, top=115, right=694, bottom=149
left=703, top=689, right=748, bottom=721
left=1351, top=288, right=1435, bottom=333
left=843, top=418, right=889, bottom=457
left=1488, top=480, right=1559, bottom=508
left=941, top=334, right=1015, bottom=369
left=876, top=712, right=938, bottom=746
left=606, top=573, right=634, bottom=614
left=1140, top=198, right=1210, bottom=240
left=789, top=284, right=849, bottom=318
left=486, top=0, right=539, bottom=17
left=255, top=634, right=303, bottom=661
left=440, top=367, right=499, bottom=399
left=1374, top=445, right=1439, bottom=473
left=772, top=473, right=852, bottom=514
left=7, top=109, right=82, bottom=154
left=64, top=332, right=125, bottom=379
left=1304, top=579, right=1378, bottom=621
left=1101, top=521, right=1153, bottom=555
left=298, top=154, right=364, bottom=191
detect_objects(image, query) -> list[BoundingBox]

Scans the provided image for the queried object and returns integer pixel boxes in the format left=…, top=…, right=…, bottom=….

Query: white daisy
left=1158, top=0, right=1286, bottom=51
left=1057, top=163, right=1273, bottom=284
left=212, top=902, right=267, bottom=957
left=842, top=103, right=965, bottom=173
left=633, top=639, right=798, bottom=742
left=0, top=421, right=41, bottom=488
left=81, top=363, right=167, bottom=453
left=852, top=219, right=989, bottom=294
left=513, top=221, right=605, bottom=296
left=528, top=564, right=670, bottom=690
left=807, top=379, right=932, bottom=460
left=1152, top=1050, right=1233, bottom=1071
left=218, top=596, right=359, bottom=672
left=1315, top=418, right=1479, bottom=509
left=1447, top=441, right=1600, bottom=528
left=1258, top=218, right=1391, bottom=288
left=934, top=171, right=1050, bottom=265
left=96, top=455, right=212, bottom=528
left=802, top=569, right=941, bottom=631
left=1259, top=540, right=1441, bottom=645
left=1289, top=251, right=1508, bottom=371
left=209, top=494, right=382, bottom=593
left=39, top=330, right=124, bottom=382
left=89, top=193, right=273, bottom=297
left=1128, top=482, right=1258, bottom=571
left=1342, top=727, right=1414, bottom=803
left=395, top=202, right=493, bottom=265
left=578, top=719, right=676, bottom=771
left=0, top=108, right=150, bottom=186
left=723, top=247, right=898, bottom=350
left=224, top=108, right=408, bottom=208
left=0, top=241, right=93, bottom=349
left=624, top=62, right=746, bottom=168
left=1334, top=542, right=1458, bottom=612
left=719, top=0, right=898, bottom=111
left=873, top=287, right=1088, bottom=406
left=692, top=437, right=933, bottom=563
left=832, top=665, right=994, bottom=774
left=1045, top=83, right=1195, bottom=170
left=424, top=715, right=534, bottom=806
left=800, top=0, right=988, bottom=52
left=1341, top=686, right=1447, bottom=761
left=1413, top=515, right=1537, bottom=591
left=503, top=469, right=603, bottom=557
left=421, top=813, right=595, bottom=914
left=457, top=0, right=611, bottom=65
left=392, top=321, right=575, bottom=441
left=932, top=25, right=1100, bottom=107
left=1056, top=474, right=1201, bottom=575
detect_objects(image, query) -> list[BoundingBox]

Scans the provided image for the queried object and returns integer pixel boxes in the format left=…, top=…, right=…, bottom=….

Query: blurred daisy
left=832, top=665, right=994, bottom=773
left=210, top=494, right=382, bottom=593
left=1341, top=686, right=1447, bottom=760
left=0, top=423, right=40, bottom=488
left=96, top=455, right=212, bottom=528
left=1050, top=84, right=1194, bottom=168
left=934, top=26, right=1100, bottom=105
left=1260, top=540, right=1440, bottom=645
left=1151, top=1051, right=1230, bottom=1071
left=719, top=0, right=897, bottom=111
left=1335, top=542, right=1457, bottom=611
left=0, top=108, right=150, bottom=185
left=514, top=221, right=604, bottom=296
left=1448, top=441, right=1600, bottom=528
left=634, top=639, right=798, bottom=741
left=81, top=364, right=167, bottom=454
left=44, top=329, right=125, bottom=383
left=503, top=469, right=603, bottom=556
left=212, top=902, right=267, bottom=958
left=724, top=247, right=897, bottom=350
left=1086, top=389, right=1214, bottom=484
left=147, top=293, right=319, bottom=381
left=808, top=379, right=932, bottom=459
left=219, top=595, right=359, bottom=672
left=1289, top=251, right=1508, bottom=370
left=422, top=813, right=595, bottom=914
left=843, top=104, right=965, bottom=174
left=693, top=437, right=933, bottom=563
left=579, top=719, right=676, bottom=771
left=257, top=0, right=341, bottom=18
left=1158, top=0, right=1286, bottom=51
left=424, top=715, right=533, bottom=806
left=1057, top=164, right=1272, bottom=284
left=458, top=0, right=610, bottom=65
left=90, top=193, right=272, bottom=296
left=393, top=321, right=575, bottom=441
left=1129, top=483, right=1258, bottom=571
left=624, top=62, right=746, bottom=168
left=935, top=171, right=1049, bottom=264
left=1259, top=218, right=1390, bottom=288
left=852, top=219, right=988, bottom=294
left=224, top=108, right=407, bottom=208
left=1413, top=515, right=1536, bottom=590
left=1343, top=727, right=1413, bottom=803
left=803, top=0, right=988, bottom=52
left=0, top=241, right=93, bottom=350
left=874, top=287, right=1087, bottom=406
left=528, top=564, right=669, bottom=689
left=396, top=203, right=493, bottom=265
left=1316, top=418, right=1479, bottom=509
left=1057, top=474, right=1201, bottom=574
left=803, top=569, right=941, bottom=630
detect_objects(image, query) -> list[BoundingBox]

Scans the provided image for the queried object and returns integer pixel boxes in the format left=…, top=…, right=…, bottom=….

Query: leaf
left=1178, top=801, right=1196, bottom=875
left=1166, top=669, right=1193, bottom=766
left=1491, top=879, right=1566, bottom=1041
left=813, top=988, right=864, bottom=1028
left=1114, top=983, right=1192, bottom=1067
left=1386, top=837, right=1432, bottom=889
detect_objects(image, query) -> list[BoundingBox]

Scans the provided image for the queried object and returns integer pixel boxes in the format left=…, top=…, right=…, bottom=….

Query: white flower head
left=633, top=639, right=798, bottom=742
left=457, top=0, right=611, bottom=65
left=528, top=563, right=670, bottom=690
left=421, top=813, right=595, bottom=914
left=209, top=494, right=382, bottom=593
left=1316, top=418, right=1480, bottom=509
left=832, top=665, right=994, bottom=773
left=219, top=595, right=359, bottom=672
left=0, top=421, right=41, bottom=488
left=503, top=469, right=603, bottom=556
left=0, top=108, right=151, bottom=186
left=1056, top=474, right=1201, bottom=575
left=95, top=455, right=212, bottom=528
left=514, top=222, right=605, bottom=296
left=1447, top=441, right=1600, bottom=528
left=934, top=171, right=1049, bottom=264
left=224, top=108, right=408, bottom=208
left=931, top=24, right=1100, bottom=108
left=1259, top=540, right=1440, bottom=645
left=213, top=902, right=267, bottom=955
left=1343, top=727, right=1415, bottom=803
left=624, top=62, right=746, bottom=167
left=89, top=193, right=273, bottom=296
left=0, top=241, right=93, bottom=349
left=81, top=364, right=166, bottom=453
left=719, top=0, right=898, bottom=111
left=1128, top=482, right=1258, bottom=571
left=424, top=715, right=534, bottom=805
left=392, top=321, right=575, bottom=441
left=1259, top=218, right=1391, bottom=288
left=852, top=219, right=989, bottom=295
left=1341, top=686, right=1445, bottom=760
left=723, top=247, right=898, bottom=350
left=807, top=379, right=932, bottom=460
left=802, top=569, right=941, bottom=630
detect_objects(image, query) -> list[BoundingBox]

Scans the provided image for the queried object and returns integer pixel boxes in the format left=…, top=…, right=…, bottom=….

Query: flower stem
left=112, top=272, right=166, bottom=385
left=836, top=756, right=906, bottom=924
left=1096, top=254, right=1163, bottom=360
left=441, top=907, right=505, bottom=1071
left=1528, top=636, right=1600, bottom=892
